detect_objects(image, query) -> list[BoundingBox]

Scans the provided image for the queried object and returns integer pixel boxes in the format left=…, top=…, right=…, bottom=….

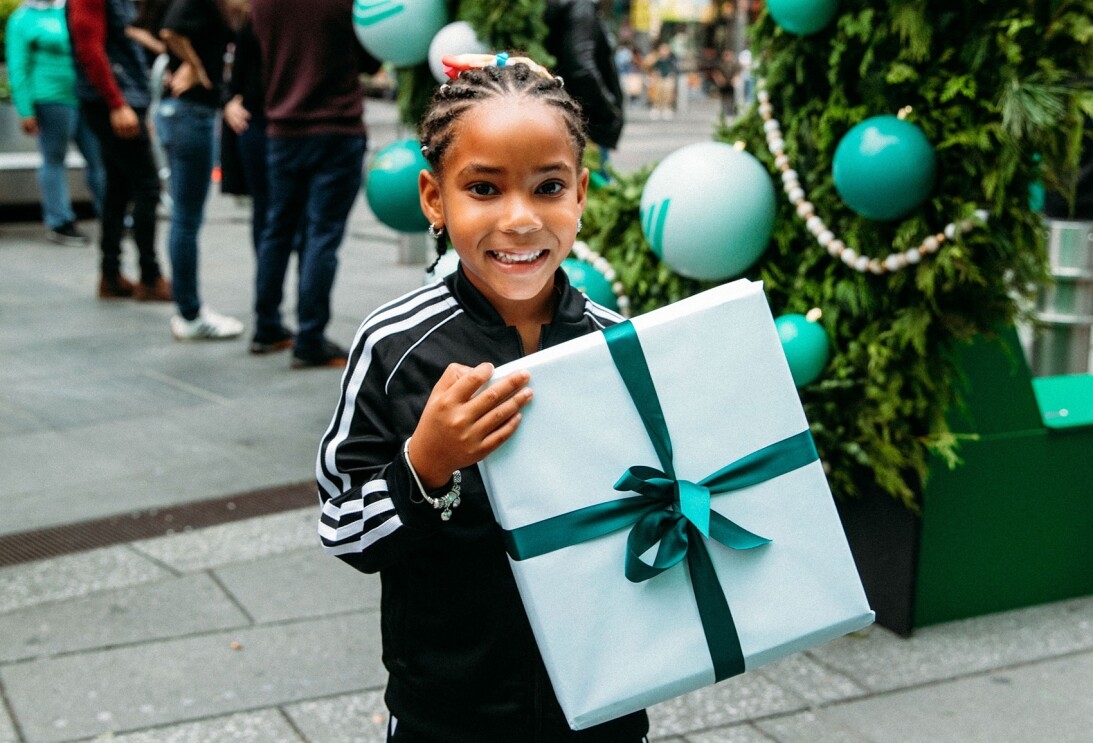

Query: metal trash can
left=1030, top=219, right=1093, bottom=376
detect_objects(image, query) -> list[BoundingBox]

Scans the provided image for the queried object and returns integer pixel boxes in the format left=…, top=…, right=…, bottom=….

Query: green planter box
left=840, top=328, right=1093, bottom=634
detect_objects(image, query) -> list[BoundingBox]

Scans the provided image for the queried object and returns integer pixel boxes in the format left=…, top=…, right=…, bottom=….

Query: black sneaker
left=249, top=328, right=295, bottom=355
left=47, top=221, right=90, bottom=247
left=291, top=339, right=349, bottom=369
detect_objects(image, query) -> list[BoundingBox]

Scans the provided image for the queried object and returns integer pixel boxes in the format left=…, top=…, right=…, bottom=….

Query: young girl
left=316, top=54, right=650, bottom=742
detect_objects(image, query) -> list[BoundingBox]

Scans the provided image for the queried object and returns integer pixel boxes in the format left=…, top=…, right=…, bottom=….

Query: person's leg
left=293, top=133, right=365, bottom=360
left=158, top=99, right=216, bottom=320
left=74, top=107, right=106, bottom=217
left=121, top=107, right=167, bottom=290
left=235, top=114, right=268, bottom=256
left=81, top=100, right=134, bottom=294
left=254, top=134, right=309, bottom=345
left=34, top=103, right=77, bottom=232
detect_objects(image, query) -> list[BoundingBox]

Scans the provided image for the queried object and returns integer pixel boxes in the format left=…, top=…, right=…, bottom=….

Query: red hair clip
left=441, top=53, right=554, bottom=81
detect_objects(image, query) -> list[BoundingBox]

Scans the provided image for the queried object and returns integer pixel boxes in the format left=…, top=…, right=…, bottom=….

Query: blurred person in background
left=248, top=0, right=380, bottom=368
left=67, top=0, right=170, bottom=300
left=645, top=42, right=678, bottom=120
left=154, top=0, right=246, bottom=340
left=544, top=0, right=624, bottom=174
left=5, top=0, right=104, bottom=246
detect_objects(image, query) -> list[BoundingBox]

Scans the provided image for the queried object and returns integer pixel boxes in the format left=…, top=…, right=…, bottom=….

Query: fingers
left=432, top=362, right=478, bottom=394
left=443, top=362, right=530, bottom=406
left=415, top=362, right=533, bottom=473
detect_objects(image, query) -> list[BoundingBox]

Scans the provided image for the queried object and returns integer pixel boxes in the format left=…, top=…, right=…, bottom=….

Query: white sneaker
left=170, top=309, right=245, bottom=341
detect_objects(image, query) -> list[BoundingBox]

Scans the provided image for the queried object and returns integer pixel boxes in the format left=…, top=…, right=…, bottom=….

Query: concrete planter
left=0, top=99, right=93, bottom=208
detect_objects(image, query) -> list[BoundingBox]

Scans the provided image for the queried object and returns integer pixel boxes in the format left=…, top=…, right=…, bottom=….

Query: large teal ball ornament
left=366, top=138, right=431, bottom=233
left=352, top=0, right=448, bottom=68
left=561, top=258, right=618, bottom=311
left=428, top=21, right=487, bottom=83
left=767, top=0, right=839, bottom=35
left=833, top=115, right=937, bottom=221
left=640, top=142, right=776, bottom=281
left=775, top=313, right=830, bottom=388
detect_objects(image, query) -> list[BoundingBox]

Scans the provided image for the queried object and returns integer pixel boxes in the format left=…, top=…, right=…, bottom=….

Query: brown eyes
left=466, top=181, right=566, bottom=197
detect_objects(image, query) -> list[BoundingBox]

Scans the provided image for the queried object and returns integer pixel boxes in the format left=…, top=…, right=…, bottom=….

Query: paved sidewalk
left=2, top=97, right=1092, bottom=742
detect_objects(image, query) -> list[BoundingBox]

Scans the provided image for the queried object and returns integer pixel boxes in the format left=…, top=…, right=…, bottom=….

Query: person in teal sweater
left=5, top=0, right=104, bottom=245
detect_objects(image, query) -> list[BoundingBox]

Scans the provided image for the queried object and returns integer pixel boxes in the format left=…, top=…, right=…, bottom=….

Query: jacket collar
left=445, top=262, right=587, bottom=329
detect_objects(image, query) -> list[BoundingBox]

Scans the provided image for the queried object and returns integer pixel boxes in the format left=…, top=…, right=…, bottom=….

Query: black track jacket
left=316, top=266, right=650, bottom=742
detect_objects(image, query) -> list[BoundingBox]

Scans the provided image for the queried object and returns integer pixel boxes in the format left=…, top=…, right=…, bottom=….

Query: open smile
left=487, top=250, right=548, bottom=265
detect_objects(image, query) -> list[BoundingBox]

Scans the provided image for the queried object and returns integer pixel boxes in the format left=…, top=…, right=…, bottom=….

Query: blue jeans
left=255, top=133, right=365, bottom=355
left=35, top=102, right=105, bottom=228
left=156, top=98, right=217, bottom=320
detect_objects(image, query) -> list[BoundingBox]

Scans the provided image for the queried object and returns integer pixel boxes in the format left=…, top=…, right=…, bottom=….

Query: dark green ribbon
left=501, top=320, right=819, bottom=681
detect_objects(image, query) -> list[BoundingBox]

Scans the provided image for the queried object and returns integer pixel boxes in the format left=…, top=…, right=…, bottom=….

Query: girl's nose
left=500, top=197, right=541, bottom=234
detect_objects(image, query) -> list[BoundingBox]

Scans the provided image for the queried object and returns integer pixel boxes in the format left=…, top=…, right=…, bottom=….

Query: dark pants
left=235, top=112, right=269, bottom=254
left=254, top=132, right=365, bottom=354
left=80, top=100, right=163, bottom=284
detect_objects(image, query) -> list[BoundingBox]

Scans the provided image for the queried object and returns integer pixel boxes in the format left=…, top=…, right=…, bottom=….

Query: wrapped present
left=478, top=279, right=874, bottom=730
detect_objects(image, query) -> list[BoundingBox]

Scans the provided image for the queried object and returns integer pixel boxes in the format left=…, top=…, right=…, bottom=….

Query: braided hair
left=419, top=62, right=589, bottom=271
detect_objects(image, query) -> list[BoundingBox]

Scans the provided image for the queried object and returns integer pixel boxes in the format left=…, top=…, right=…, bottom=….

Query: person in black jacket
left=315, top=54, right=649, bottom=742
left=544, top=0, right=625, bottom=166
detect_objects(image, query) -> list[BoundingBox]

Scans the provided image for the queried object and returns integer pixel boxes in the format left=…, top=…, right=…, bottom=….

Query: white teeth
left=490, top=250, right=544, bottom=264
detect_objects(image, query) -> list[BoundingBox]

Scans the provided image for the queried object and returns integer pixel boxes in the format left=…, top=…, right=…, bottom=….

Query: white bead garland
left=755, top=83, right=987, bottom=275
left=571, top=240, right=632, bottom=316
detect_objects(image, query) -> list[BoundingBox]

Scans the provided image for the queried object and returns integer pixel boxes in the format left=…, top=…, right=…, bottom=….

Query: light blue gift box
left=479, top=279, right=875, bottom=730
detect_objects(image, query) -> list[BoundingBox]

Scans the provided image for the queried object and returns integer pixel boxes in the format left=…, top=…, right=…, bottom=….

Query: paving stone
left=0, top=546, right=170, bottom=614
left=648, top=671, right=806, bottom=738
left=1, top=613, right=383, bottom=743
left=823, top=650, right=1093, bottom=743
left=83, top=709, right=302, bottom=742
left=214, top=548, right=381, bottom=623
left=130, top=509, right=316, bottom=573
left=754, top=710, right=872, bottom=743
left=0, top=700, right=18, bottom=743
left=1, top=370, right=209, bottom=431
left=756, top=653, right=866, bottom=706
left=284, top=689, right=388, bottom=743
left=0, top=395, right=50, bottom=436
left=0, top=573, right=248, bottom=663
left=810, top=595, right=1093, bottom=691
left=684, top=725, right=774, bottom=743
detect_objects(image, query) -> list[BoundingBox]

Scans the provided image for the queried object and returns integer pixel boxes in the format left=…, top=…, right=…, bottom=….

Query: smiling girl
left=315, top=55, right=649, bottom=742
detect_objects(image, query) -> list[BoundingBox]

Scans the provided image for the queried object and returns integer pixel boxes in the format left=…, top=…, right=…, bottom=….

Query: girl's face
left=419, top=96, right=589, bottom=317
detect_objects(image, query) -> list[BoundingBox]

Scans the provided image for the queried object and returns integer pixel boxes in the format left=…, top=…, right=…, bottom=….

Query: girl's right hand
left=408, top=362, right=533, bottom=489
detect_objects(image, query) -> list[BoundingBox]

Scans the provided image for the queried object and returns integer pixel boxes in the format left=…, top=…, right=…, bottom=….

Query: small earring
left=428, top=223, right=444, bottom=240
left=576, top=218, right=583, bottom=234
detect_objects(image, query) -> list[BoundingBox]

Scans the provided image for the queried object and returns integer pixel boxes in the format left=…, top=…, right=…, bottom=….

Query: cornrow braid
left=419, top=61, right=589, bottom=272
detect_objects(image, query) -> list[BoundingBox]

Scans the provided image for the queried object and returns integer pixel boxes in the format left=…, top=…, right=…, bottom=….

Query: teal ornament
left=775, top=314, right=830, bottom=387
left=639, top=142, right=776, bottom=281
left=562, top=258, right=618, bottom=311
left=352, top=0, right=447, bottom=67
left=767, top=0, right=839, bottom=35
left=366, top=138, right=431, bottom=233
left=833, top=115, right=937, bottom=221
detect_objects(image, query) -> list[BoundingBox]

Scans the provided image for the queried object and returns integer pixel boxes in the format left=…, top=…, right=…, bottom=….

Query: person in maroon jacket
left=248, top=0, right=380, bottom=367
left=67, top=0, right=170, bottom=300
